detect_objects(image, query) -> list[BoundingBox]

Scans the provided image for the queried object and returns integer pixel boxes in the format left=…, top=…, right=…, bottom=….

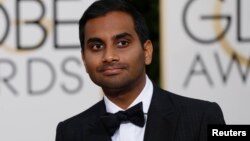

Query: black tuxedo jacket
left=56, top=85, right=225, bottom=141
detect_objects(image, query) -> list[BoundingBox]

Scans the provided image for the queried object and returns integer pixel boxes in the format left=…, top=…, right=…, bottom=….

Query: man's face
left=82, top=11, right=152, bottom=91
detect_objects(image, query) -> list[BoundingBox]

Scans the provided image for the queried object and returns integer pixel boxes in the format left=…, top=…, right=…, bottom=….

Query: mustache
left=97, top=63, right=128, bottom=72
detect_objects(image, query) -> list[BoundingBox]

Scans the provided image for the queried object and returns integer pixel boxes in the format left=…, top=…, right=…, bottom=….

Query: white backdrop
left=1, top=0, right=250, bottom=141
left=161, top=0, right=250, bottom=124
left=0, top=0, right=101, bottom=141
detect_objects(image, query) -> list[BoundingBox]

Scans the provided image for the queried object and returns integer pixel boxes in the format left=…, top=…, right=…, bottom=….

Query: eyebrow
left=112, top=32, right=133, bottom=40
left=86, top=32, right=133, bottom=45
left=86, top=38, right=103, bottom=45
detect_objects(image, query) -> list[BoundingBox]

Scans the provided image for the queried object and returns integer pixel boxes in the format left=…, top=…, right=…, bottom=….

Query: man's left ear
left=143, top=40, right=153, bottom=65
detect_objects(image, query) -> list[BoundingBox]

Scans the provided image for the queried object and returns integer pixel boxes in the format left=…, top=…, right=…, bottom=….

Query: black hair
left=79, top=0, right=149, bottom=52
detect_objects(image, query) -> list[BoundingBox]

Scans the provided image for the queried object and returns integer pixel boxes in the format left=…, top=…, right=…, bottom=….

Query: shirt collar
left=104, top=75, right=153, bottom=114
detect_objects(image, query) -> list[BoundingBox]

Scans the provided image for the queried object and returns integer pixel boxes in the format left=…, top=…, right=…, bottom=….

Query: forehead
left=84, top=11, right=137, bottom=40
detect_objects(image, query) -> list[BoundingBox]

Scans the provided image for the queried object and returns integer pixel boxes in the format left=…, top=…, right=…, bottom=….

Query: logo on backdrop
left=182, top=0, right=250, bottom=87
left=0, top=0, right=84, bottom=96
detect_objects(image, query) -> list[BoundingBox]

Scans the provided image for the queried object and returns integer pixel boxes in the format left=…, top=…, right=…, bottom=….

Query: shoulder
left=154, top=86, right=225, bottom=124
left=156, top=86, right=218, bottom=109
left=167, top=90, right=218, bottom=111
left=55, top=100, right=105, bottom=140
left=57, top=100, right=104, bottom=129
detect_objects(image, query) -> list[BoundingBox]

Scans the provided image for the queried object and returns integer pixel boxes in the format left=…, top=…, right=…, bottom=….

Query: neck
left=103, top=75, right=146, bottom=109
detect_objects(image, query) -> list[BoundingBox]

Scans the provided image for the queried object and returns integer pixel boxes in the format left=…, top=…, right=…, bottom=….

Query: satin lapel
left=144, top=85, right=180, bottom=141
left=85, top=100, right=112, bottom=141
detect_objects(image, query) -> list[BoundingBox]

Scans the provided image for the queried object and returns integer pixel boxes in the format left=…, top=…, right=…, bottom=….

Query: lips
left=102, top=67, right=123, bottom=76
left=97, top=63, right=128, bottom=76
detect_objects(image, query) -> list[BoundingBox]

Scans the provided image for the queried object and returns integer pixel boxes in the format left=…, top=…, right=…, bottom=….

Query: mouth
left=102, top=67, right=124, bottom=76
left=98, top=64, right=128, bottom=76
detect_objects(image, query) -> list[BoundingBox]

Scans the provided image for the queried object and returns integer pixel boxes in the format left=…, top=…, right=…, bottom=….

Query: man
left=56, top=0, right=225, bottom=141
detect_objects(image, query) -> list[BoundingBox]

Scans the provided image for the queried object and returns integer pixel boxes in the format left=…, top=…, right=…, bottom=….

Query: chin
left=96, top=79, right=132, bottom=90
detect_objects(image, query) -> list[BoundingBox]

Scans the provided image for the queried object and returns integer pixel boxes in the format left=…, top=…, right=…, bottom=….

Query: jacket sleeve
left=55, top=122, right=64, bottom=141
left=199, top=102, right=226, bottom=141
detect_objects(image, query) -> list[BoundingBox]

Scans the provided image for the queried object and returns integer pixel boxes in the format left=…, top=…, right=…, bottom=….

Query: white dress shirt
left=103, top=76, right=153, bottom=141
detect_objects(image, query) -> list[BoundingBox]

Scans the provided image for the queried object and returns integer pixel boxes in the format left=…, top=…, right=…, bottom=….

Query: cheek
left=83, top=55, right=100, bottom=72
left=84, top=60, right=97, bottom=72
left=124, top=49, right=145, bottom=67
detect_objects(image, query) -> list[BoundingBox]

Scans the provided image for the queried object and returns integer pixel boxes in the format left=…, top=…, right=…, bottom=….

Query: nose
left=102, top=47, right=119, bottom=63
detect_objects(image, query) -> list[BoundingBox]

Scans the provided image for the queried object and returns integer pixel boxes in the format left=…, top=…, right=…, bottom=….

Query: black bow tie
left=100, top=102, right=145, bottom=136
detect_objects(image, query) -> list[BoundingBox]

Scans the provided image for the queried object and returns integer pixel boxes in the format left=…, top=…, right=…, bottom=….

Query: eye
left=117, top=40, right=129, bottom=48
left=89, top=42, right=104, bottom=51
